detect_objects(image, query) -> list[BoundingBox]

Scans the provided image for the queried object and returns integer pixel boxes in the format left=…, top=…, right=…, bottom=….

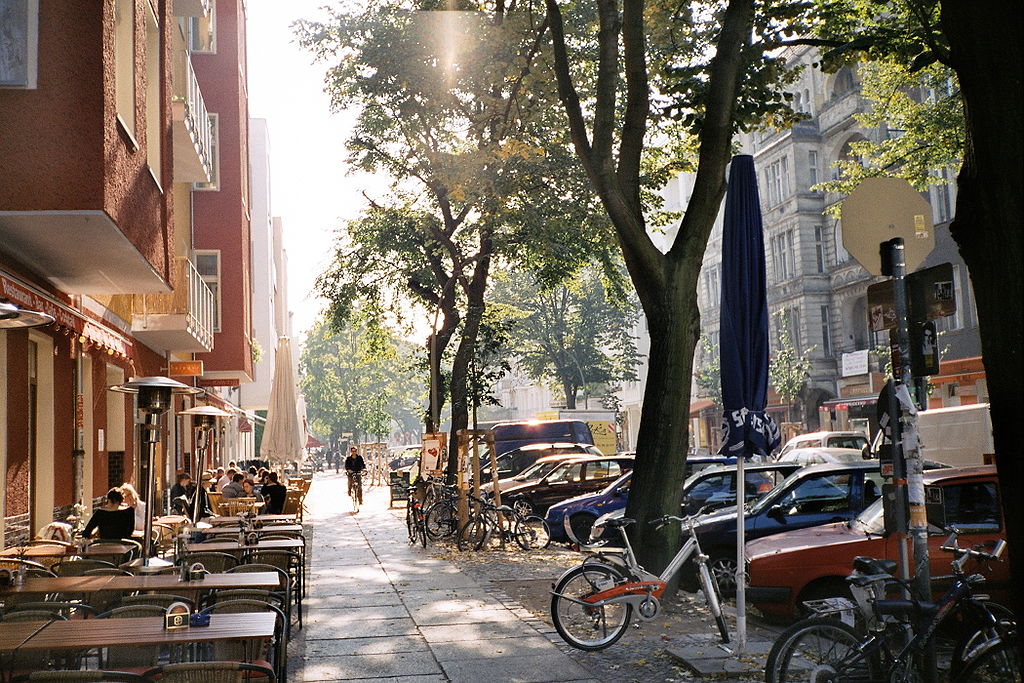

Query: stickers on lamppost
left=421, top=433, right=446, bottom=476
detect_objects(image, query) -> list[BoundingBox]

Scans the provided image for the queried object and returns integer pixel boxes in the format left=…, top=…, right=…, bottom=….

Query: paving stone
left=430, top=634, right=563, bottom=662
left=439, top=652, right=594, bottom=682
left=304, top=634, right=430, bottom=657
left=301, top=651, right=442, bottom=681
left=304, top=616, right=419, bottom=640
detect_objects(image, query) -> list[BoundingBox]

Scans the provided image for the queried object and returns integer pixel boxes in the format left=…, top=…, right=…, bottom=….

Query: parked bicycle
left=550, top=513, right=729, bottom=651
left=765, top=528, right=1013, bottom=682
left=456, top=492, right=551, bottom=551
left=405, top=486, right=427, bottom=548
left=424, top=484, right=461, bottom=541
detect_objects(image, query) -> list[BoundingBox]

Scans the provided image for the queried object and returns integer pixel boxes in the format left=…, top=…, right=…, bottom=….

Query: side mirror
left=767, top=505, right=788, bottom=522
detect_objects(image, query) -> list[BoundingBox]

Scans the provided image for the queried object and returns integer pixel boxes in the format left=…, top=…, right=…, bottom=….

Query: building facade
left=0, top=0, right=257, bottom=545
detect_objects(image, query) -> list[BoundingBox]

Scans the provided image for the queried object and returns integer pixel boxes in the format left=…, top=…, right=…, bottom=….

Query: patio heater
left=179, top=405, right=232, bottom=524
left=0, top=299, right=55, bottom=329
left=110, top=376, right=201, bottom=572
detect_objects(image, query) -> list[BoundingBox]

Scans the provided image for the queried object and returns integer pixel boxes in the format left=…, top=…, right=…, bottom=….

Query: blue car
left=545, top=456, right=743, bottom=543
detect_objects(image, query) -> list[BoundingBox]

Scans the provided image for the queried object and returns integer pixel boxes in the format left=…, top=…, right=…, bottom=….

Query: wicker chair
left=197, top=600, right=286, bottom=680
left=0, top=611, right=71, bottom=671
left=118, top=593, right=195, bottom=610
left=51, top=559, right=117, bottom=577
left=3, top=601, right=96, bottom=620
left=243, top=550, right=302, bottom=627
left=143, top=662, right=274, bottom=683
left=179, top=551, right=238, bottom=573
left=224, top=564, right=293, bottom=629
left=95, top=605, right=171, bottom=672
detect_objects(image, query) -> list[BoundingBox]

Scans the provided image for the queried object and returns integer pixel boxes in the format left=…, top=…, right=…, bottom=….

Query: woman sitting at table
left=82, top=488, right=136, bottom=540
left=120, top=482, right=147, bottom=533
left=241, top=479, right=266, bottom=513
left=261, top=471, right=288, bottom=514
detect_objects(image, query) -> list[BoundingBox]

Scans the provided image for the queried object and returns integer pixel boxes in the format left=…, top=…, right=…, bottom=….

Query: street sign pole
left=882, top=238, right=935, bottom=683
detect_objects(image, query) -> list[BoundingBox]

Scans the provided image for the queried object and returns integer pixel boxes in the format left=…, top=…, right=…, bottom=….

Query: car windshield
left=749, top=468, right=812, bottom=513
left=513, top=460, right=563, bottom=481
left=600, top=471, right=631, bottom=495
left=851, top=497, right=885, bottom=534
left=828, top=435, right=869, bottom=450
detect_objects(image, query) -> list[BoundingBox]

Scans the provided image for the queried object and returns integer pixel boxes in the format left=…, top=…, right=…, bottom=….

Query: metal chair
left=224, top=564, right=294, bottom=629
left=51, top=559, right=117, bottom=577
left=179, top=551, right=238, bottom=573
left=118, top=593, right=195, bottom=610
left=95, top=605, right=172, bottom=672
left=243, top=550, right=302, bottom=628
left=3, top=601, right=97, bottom=619
left=198, top=600, right=286, bottom=681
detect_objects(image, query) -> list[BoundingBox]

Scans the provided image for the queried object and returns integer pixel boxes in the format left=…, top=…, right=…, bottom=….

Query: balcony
left=131, top=258, right=215, bottom=352
left=171, top=56, right=213, bottom=183
left=173, top=0, right=210, bottom=17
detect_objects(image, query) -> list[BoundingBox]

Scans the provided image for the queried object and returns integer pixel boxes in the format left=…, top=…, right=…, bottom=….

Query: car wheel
left=512, top=497, right=534, bottom=517
left=567, top=513, right=596, bottom=544
left=708, top=552, right=739, bottom=598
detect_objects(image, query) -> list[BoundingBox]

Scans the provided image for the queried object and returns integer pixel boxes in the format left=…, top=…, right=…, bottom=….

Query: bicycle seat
left=853, top=556, right=897, bottom=576
left=602, top=517, right=635, bottom=529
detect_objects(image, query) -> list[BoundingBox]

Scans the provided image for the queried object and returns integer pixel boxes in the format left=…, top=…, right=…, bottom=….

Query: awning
left=821, top=394, right=878, bottom=409
left=689, top=399, right=716, bottom=417
left=305, top=434, right=325, bottom=449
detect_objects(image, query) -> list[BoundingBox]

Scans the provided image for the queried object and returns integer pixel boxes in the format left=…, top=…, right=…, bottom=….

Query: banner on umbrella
left=720, top=406, right=781, bottom=458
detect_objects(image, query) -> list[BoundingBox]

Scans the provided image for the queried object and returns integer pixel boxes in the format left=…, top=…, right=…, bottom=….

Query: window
left=835, top=220, right=850, bottom=263
left=775, top=306, right=802, bottom=353
left=778, top=473, right=853, bottom=516
left=770, top=230, right=796, bottom=282
left=145, top=5, right=161, bottom=185
left=765, top=156, right=790, bottom=206
left=820, top=305, right=832, bottom=357
left=195, top=251, right=221, bottom=332
left=808, top=150, right=819, bottom=188
left=934, top=265, right=964, bottom=332
left=193, top=114, right=219, bottom=190
left=586, top=461, right=622, bottom=480
left=814, top=225, right=827, bottom=273
left=189, top=0, right=216, bottom=53
left=943, top=482, right=1000, bottom=530
left=804, top=88, right=811, bottom=115
left=115, top=0, right=136, bottom=137
left=934, top=167, right=952, bottom=223
left=705, top=264, right=721, bottom=308
left=0, top=0, right=39, bottom=88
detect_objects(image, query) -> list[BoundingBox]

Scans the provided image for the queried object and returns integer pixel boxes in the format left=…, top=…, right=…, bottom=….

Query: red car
left=746, top=466, right=1009, bottom=621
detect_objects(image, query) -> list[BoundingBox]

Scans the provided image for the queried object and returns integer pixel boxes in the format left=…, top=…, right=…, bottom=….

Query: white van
left=777, top=431, right=869, bottom=457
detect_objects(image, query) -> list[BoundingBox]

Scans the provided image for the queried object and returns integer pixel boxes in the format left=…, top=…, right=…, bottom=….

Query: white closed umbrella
left=261, top=336, right=304, bottom=464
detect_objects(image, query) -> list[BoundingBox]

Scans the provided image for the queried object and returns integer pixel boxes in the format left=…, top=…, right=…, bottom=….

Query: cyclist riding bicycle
left=344, top=447, right=366, bottom=499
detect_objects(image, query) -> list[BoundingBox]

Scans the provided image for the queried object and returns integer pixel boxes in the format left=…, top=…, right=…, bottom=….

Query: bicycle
left=404, top=486, right=427, bottom=548
left=456, top=492, right=551, bottom=551
left=549, top=513, right=729, bottom=651
left=953, top=631, right=1020, bottom=682
left=765, top=528, right=1013, bottom=682
left=423, top=484, right=461, bottom=541
left=347, top=471, right=363, bottom=512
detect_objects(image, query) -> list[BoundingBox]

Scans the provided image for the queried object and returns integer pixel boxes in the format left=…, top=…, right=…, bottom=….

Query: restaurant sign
left=169, top=361, right=204, bottom=376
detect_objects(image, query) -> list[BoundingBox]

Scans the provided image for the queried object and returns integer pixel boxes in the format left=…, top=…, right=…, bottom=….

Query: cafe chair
left=95, top=605, right=172, bottom=673
left=151, top=524, right=176, bottom=557
left=52, top=559, right=117, bottom=577
left=13, top=671, right=154, bottom=682
left=179, top=551, right=238, bottom=573
left=1, top=558, right=53, bottom=574
left=25, top=539, right=74, bottom=550
left=224, top=565, right=294, bottom=630
left=83, top=541, right=137, bottom=566
left=119, top=594, right=195, bottom=611
left=198, top=600, right=286, bottom=681
left=0, top=611, right=73, bottom=673
left=201, top=589, right=289, bottom=639
left=143, top=662, right=275, bottom=683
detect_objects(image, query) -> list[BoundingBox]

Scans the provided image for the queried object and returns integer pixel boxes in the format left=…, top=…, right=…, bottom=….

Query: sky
left=246, top=1, right=383, bottom=343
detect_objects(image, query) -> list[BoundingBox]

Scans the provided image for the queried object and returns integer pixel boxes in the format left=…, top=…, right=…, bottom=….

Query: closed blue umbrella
left=718, top=154, right=780, bottom=649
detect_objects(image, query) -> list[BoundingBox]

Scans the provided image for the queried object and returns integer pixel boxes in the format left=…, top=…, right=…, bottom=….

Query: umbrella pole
left=735, top=455, right=746, bottom=652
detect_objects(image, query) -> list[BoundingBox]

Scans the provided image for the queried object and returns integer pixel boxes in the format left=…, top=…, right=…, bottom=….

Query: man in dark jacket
left=344, top=447, right=366, bottom=498
left=261, top=471, right=288, bottom=514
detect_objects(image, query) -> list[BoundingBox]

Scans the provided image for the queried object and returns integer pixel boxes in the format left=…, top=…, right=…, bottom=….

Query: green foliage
left=299, top=318, right=426, bottom=444
left=693, top=335, right=722, bottom=407
left=491, top=266, right=640, bottom=409
left=769, top=311, right=813, bottom=416
left=813, top=60, right=962, bottom=215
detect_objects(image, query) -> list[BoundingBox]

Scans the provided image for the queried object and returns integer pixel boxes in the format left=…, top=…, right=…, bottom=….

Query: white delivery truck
left=916, top=403, right=993, bottom=467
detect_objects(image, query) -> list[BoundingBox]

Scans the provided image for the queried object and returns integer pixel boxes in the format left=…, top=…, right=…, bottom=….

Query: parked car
left=490, top=420, right=594, bottom=456
left=545, top=461, right=799, bottom=543
left=480, top=452, right=596, bottom=495
left=746, top=466, right=1008, bottom=621
left=496, top=455, right=634, bottom=517
left=477, top=442, right=602, bottom=484
left=775, top=447, right=867, bottom=466
left=778, top=431, right=869, bottom=457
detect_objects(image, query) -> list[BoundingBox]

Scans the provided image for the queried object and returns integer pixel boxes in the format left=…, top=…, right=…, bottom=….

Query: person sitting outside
left=83, top=488, right=135, bottom=540
left=169, top=472, right=214, bottom=521
left=217, top=468, right=235, bottom=491
left=261, top=472, right=288, bottom=514
left=241, top=479, right=266, bottom=513
left=220, top=473, right=246, bottom=499
left=119, top=482, right=147, bottom=533
left=212, top=467, right=226, bottom=491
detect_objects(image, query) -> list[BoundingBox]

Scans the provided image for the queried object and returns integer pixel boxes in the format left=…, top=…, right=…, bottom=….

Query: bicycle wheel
left=551, top=564, right=631, bottom=651
left=950, top=601, right=1016, bottom=676
left=954, top=636, right=1021, bottom=683
left=765, top=617, right=877, bottom=683
left=514, top=515, right=551, bottom=550
left=456, top=514, right=489, bottom=551
left=406, top=503, right=419, bottom=544
left=424, top=501, right=458, bottom=540
left=418, top=511, right=428, bottom=548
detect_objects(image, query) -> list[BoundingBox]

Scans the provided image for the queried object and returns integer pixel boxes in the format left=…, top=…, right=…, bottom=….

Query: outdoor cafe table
left=0, top=572, right=283, bottom=599
left=3, top=612, right=277, bottom=651
left=185, top=539, right=303, bottom=554
left=206, top=514, right=297, bottom=526
left=200, top=524, right=303, bottom=536
left=0, top=542, right=136, bottom=565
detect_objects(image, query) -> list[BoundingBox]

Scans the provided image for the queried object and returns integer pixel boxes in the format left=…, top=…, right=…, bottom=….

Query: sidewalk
left=294, top=472, right=599, bottom=682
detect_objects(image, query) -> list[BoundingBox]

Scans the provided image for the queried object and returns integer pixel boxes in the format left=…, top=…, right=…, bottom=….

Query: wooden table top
left=0, top=542, right=135, bottom=560
left=207, top=515, right=297, bottom=526
left=0, top=621, right=49, bottom=651
left=186, top=538, right=303, bottom=553
left=9, top=612, right=277, bottom=651
left=0, top=571, right=281, bottom=596
left=201, top=525, right=303, bottom=536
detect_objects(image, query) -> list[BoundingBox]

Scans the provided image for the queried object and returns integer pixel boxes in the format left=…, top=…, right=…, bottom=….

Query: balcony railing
left=172, top=56, right=213, bottom=183
left=131, top=258, right=215, bottom=352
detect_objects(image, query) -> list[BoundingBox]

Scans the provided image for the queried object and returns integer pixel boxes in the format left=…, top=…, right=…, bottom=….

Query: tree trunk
left=624, top=264, right=703, bottom=572
left=563, top=377, right=577, bottom=410
left=447, top=302, right=486, bottom=477
left=426, top=308, right=458, bottom=434
left=941, top=0, right=1023, bottom=623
